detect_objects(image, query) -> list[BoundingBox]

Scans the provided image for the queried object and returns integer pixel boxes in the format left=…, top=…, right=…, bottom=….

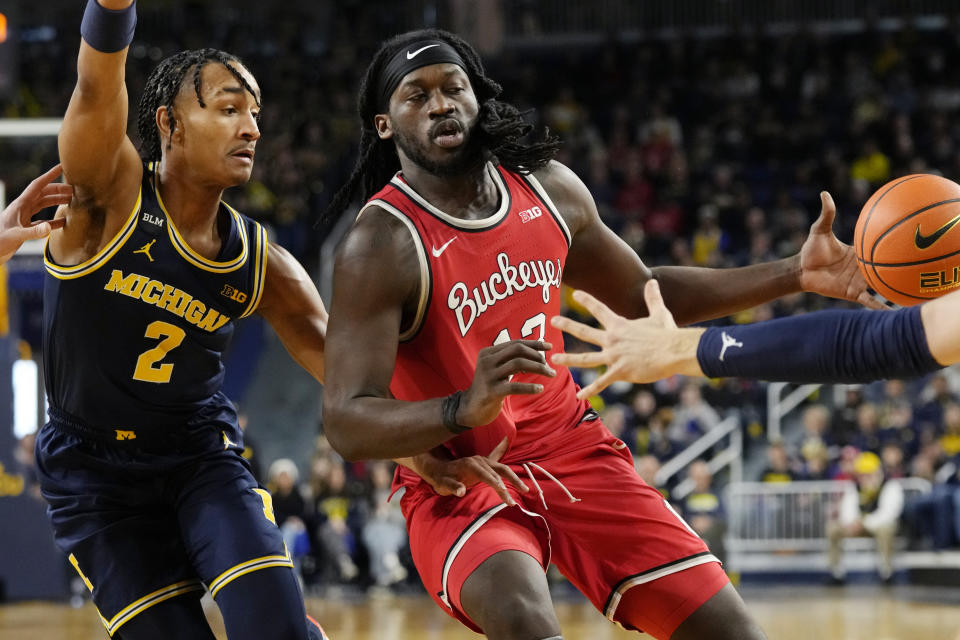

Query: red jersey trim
left=389, top=163, right=513, bottom=232
left=356, top=200, right=432, bottom=342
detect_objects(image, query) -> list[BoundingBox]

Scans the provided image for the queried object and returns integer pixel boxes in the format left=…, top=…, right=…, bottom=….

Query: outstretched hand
left=550, top=281, right=705, bottom=399
left=799, top=191, right=885, bottom=310
left=0, top=165, right=72, bottom=264
left=414, top=438, right=529, bottom=506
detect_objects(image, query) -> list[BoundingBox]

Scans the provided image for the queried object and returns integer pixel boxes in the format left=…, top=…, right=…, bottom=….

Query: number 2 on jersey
left=133, top=320, right=185, bottom=383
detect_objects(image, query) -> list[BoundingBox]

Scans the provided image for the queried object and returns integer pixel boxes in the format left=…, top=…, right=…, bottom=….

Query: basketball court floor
left=2, top=585, right=960, bottom=639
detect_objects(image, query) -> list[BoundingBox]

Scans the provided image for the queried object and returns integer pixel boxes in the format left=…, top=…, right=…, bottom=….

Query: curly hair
left=136, top=48, right=260, bottom=162
left=325, top=29, right=560, bottom=220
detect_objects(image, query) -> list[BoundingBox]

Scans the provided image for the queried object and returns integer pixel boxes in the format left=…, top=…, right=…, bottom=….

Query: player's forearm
left=921, top=289, right=960, bottom=366
left=651, top=256, right=800, bottom=325
left=323, top=396, right=458, bottom=461
left=696, top=306, right=941, bottom=383
left=62, top=0, right=136, bottom=191
left=76, top=1, right=135, bottom=99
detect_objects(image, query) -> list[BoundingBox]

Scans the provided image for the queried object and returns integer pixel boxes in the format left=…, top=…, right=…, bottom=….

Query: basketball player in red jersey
left=323, top=30, right=875, bottom=640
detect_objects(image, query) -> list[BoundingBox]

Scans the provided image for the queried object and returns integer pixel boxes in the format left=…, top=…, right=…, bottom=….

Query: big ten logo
left=920, top=266, right=960, bottom=291
left=220, top=284, right=248, bottom=304
left=0, top=463, right=24, bottom=497
left=518, top=206, right=543, bottom=223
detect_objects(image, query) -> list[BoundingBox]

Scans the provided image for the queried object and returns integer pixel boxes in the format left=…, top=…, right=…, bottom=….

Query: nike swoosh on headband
left=915, top=213, right=960, bottom=249
left=407, top=44, right=441, bottom=60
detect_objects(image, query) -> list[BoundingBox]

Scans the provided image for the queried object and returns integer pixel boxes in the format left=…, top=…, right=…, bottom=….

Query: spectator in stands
left=268, top=458, right=311, bottom=577
left=800, top=439, right=831, bottom=481
left=668, top=381, right=721, bottom=445
left=880, top=442, right=907, bottom=480
left=361, top=461, right=407, bottom=591
left=940, top=402, right=960, bottom=458
left=827, top=452, right=904, bottom=585
left=914, top=373, right=954, bottom=430
left=833, top=387, right=865, bottom=446
left=850, top=139, right=891, bottom=185
left=634, top=454, right=668, bottom=498
left=760, top=440, right=795, bottom=483
left=851, top=403, right=883, bottom=453
left=793, top=404, right=833, bottom=457
left=637, top=407, right=679, bottom=461
left=690, top=204, right=728, bottom=267
left=310, top=459, right=361, bottom=585
left=679, top=461, right=726, bottom=564
left=901, top=452, right=957, bottom=551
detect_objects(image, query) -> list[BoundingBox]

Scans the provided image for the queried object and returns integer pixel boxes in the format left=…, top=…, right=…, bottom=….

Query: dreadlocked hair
left=325, top=29, right=560, bottom=220
left=136, top=48, right=260, bottom=163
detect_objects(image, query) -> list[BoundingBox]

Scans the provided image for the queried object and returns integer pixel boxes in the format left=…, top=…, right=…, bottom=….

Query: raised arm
left=256, top=242, right=328, bottom=383
left=540, top=161, right=878, bottom=325
left=52, top=0, right=143, bottom=262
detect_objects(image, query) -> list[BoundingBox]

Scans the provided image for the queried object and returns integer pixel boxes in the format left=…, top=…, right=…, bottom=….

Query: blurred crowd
left=9, top=7, right=960, bottom=588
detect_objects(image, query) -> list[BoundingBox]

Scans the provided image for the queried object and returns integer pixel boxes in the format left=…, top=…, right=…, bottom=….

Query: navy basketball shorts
left=34, top=413, right=292, bottom=638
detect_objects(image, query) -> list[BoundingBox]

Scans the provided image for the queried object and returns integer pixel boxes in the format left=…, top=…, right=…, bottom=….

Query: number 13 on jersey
left=493, top=312, right=546, bottom=346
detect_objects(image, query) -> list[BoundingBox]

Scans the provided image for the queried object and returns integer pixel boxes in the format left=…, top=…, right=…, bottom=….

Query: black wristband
left=81, top=0, right=137, bottom=54
left=442, top=391, right=471, bottom=434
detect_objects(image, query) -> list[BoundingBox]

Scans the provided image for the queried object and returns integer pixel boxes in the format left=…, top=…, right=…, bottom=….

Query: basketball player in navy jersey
left=322, top=30, right=876, bottom=640
left=36, top=1, right=328, bottom=638
left=0, top=165, right=72, bottom=264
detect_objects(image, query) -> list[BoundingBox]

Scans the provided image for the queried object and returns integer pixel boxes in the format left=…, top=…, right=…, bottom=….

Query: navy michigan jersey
left=42, top=163, right=268, bottom=429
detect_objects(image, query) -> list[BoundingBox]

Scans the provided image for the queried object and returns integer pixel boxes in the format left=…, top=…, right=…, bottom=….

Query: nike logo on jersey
left=407, top=44, right=440, bottom=59
left=915, top=213, right=960, bottom=249
left=432, top=236, right=457, bottom=257
left=719, top=331, right=743, bottom=361
left=134, top=239, right=156, bottom=262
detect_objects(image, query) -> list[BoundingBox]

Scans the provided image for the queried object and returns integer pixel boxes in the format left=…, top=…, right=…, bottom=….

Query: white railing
left=766, top=382, right=821, bottom=442
left=724, top=478, right=934, bottom=572
left=655, top=415, right=741, bottom=499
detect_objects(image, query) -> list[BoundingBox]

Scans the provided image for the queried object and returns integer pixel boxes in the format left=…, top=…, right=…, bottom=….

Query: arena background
left=3, top=1, right=960, bottom=638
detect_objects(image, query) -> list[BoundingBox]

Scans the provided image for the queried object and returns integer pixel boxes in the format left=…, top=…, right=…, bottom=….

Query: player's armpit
left=56, top=0, right=142, bottom=260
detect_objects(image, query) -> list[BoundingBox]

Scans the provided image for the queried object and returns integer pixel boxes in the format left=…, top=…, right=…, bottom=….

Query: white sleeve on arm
left=862, top=481, right=905, bottom=533
left=839, top=486, right=860, bottom=527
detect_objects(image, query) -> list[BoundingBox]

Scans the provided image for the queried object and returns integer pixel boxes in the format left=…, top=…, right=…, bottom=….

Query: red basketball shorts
left=399, top=420, right=727, bottom=638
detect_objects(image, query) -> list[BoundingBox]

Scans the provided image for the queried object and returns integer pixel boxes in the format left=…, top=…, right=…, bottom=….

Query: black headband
left=376, top=40, right=468, bottom=110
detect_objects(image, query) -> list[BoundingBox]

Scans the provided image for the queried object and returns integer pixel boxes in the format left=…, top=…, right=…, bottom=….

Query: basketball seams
left=869, top=197, right=960, bottom=264
left=855, top=174, right=960, bottom=305
left=857, top=174, right=925, bottom=297
left=857, top=174, right=924, bottom=267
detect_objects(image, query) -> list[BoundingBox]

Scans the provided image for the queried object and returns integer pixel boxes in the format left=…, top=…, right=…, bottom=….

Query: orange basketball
left=855, top=174, right=960, bottom=306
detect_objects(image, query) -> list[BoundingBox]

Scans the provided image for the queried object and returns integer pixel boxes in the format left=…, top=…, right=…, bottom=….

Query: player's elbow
left=321, top=403, right=364, bottom=462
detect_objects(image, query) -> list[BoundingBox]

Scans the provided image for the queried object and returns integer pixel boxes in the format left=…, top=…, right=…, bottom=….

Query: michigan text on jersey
left=103, top=269, right=231, bottom=332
